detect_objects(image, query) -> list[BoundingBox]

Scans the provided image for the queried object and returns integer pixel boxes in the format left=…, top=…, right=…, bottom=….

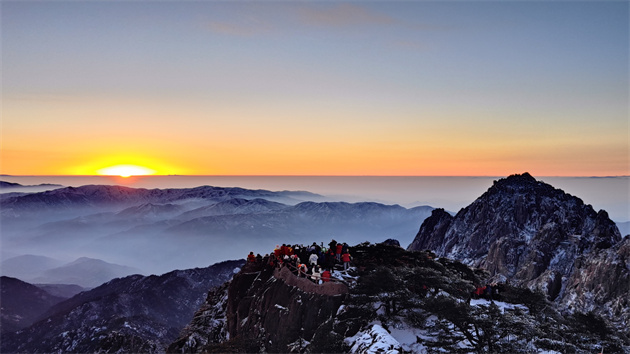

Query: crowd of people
left=472, top=283, right=503, bottom=301
left=247, top=243, right=506, bottom=300
left=247, top=239, right=352, bottom=284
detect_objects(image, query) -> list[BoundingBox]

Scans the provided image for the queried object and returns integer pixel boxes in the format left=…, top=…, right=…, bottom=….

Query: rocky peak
left=407, top=208, right=453, bottom=252
left=407, top=173, right=624, bottom=325
left=495, top=171, right=536, bottom=186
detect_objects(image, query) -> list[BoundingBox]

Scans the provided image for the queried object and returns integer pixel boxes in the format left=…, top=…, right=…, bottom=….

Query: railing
left=282, top=261, right=348, bottom=284
left=273, top=264, right=349, bottom=296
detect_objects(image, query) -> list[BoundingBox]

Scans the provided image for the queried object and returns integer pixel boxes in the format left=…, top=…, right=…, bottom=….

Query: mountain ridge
left=0, top=277, right=66, bottom=334
left=1, top=260, right=244, bottom=353
left=407, top=172, right=626, bottom=327
left=0, top=185, right=323, bottom=215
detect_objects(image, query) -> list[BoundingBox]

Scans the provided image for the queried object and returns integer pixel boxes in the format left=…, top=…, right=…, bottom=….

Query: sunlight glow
left=97, top=164, right=156, bottom=178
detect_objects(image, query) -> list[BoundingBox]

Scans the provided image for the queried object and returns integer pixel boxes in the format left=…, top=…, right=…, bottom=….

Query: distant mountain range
left=0, top=255, right=66, bottom=281
left=0, top=181, right=62, bottom=189
left=618, top=221, right=630, bottom=236
left=1, top=255, right=143, bottom=288
left=0, top=184, right=323, bottom=214
left=1, top=184, right=433, bottom=274
left=0, top=181, right=64, bottom=198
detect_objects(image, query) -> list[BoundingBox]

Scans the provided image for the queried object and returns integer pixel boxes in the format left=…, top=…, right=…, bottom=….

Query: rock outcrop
left=170, top=262, right=348, bottom=353
left=1, top=260, right=243, bottom=354
left=407, top=173, right=626, bottom=326
left=562, top=236, right=630, bottom=327
left=173, top=243, right=630, bottom=352
left=406, top=208, right=453, bottom=252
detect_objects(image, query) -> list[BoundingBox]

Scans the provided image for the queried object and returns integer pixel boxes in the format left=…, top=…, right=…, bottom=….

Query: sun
left=96, top=164, right=157, bottom=178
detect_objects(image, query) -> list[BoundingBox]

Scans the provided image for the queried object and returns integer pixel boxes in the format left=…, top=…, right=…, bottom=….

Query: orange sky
left=2, top=2, right=628, bottom=177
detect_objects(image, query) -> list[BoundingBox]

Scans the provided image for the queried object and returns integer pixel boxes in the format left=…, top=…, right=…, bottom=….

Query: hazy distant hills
left=177, top=198, right=288, bottom=221
left=0, top=184, right=323, bottom=215
left=0, top=255, right=66, bottom=281
left=1, top=184, right=433, bottom=274
left=0, top=181, right=62, bottom=189
left=1, top=255, right=142, bottom=288
left=33, top=284, right=85, bottom=299
left=618, top=221, right=630, bottom=236
left=34, top=257, right=143, bottom=288
left=0, top=181, right=23, bottom=188
left=0, top=181, right=64, bottom=197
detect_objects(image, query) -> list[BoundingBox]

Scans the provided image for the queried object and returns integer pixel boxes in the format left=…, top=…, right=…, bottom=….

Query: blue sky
left=2, top=1, right=628, bottom=176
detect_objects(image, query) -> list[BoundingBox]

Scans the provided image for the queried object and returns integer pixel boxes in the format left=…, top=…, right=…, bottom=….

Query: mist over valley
left=1, top=176, right=627, bottom=286
left=1, top=181, right=433, bottom=278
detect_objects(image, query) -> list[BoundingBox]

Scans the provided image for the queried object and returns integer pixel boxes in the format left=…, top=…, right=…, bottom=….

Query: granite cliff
left=407, top=173, right=627, bottom=327
left=169, top=261, right=348, bottom=353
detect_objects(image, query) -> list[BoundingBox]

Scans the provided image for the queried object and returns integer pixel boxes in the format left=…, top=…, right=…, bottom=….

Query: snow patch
left=345, top=324, right=402, bottom=353
left=388, top=324, right=429, bottom=353
left=274, top=304, right=289, bottom=312
left=336, top=304, right=346, bottom=316
left=287, top=339, right=310, bottom=352
left=123, top=321, right=134, bottom=329
left=470, top=298, right=528, bottom=313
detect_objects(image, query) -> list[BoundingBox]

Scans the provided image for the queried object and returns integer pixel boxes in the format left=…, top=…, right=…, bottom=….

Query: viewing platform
left=273, top=266, right=349, bottom=296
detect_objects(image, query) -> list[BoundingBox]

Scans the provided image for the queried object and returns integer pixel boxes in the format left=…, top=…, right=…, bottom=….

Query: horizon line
left=1, top=174, right=629, bottom=178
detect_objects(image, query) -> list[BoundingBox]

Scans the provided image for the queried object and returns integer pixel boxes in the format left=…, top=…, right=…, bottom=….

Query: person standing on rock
left=311, top=265, right=321, bottom=284
left=341, top=242, right=348, bottom=255
left=321, top=269, right=331, bottom=283
left=298, top=263, right=308, bottom=277
left=309, top=252, right=318, bottom=268
left=342, top=251, right=351, bottom=272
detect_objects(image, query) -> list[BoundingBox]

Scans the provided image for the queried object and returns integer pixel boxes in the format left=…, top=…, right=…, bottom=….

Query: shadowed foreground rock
left=169, top=262, right=347, bottom=353
left=171, top=243, right=630, bottom=353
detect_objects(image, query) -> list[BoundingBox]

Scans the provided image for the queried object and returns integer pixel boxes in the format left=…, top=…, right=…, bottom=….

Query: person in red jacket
left=342, top=251, right=351, bottom=272
left=321, top=269, right=331, bottom=282
left=247, top=251, right=256, bottom=263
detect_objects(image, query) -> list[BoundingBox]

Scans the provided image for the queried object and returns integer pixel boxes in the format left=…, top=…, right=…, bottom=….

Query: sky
left=1, top=1, right=628, bottom=176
